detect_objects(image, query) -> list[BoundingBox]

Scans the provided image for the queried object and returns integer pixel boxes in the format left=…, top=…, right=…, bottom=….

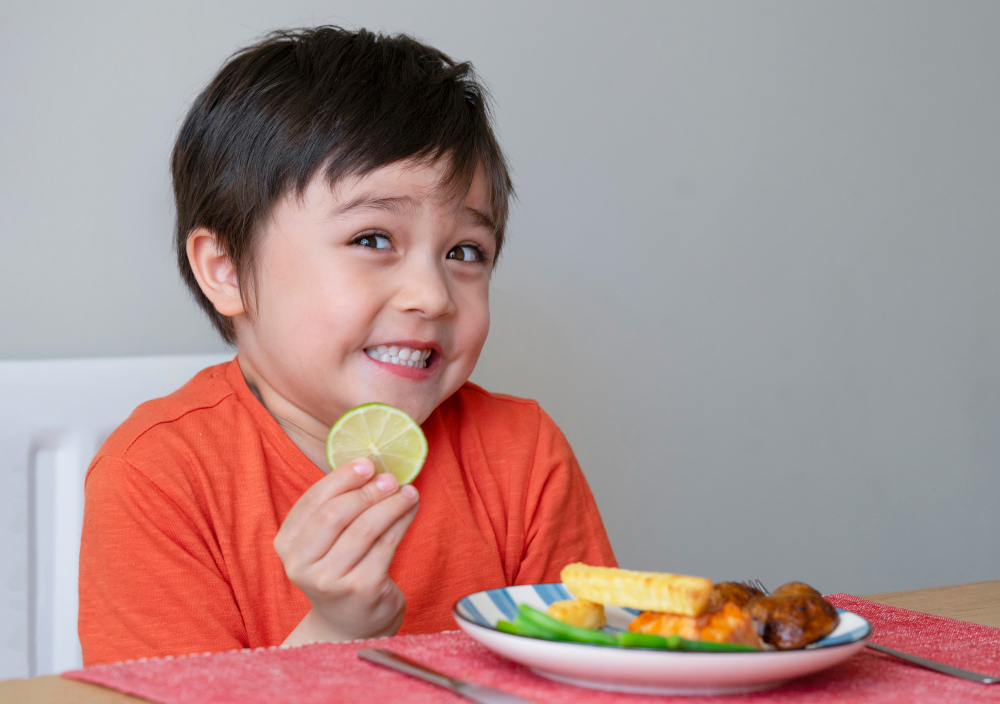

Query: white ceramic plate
left=453, top=583, right=871, bottom=695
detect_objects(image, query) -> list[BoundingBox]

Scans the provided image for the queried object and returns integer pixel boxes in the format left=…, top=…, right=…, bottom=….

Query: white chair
left=0, top=353, right=231, bottom=678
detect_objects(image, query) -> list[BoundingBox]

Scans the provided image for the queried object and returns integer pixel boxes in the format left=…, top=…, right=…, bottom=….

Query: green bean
left=676, top=638, right=759, bottom=652
left=496, top=620, right=519, bottom=635
left=497, top=616, right=558, bottom=640
left=516, top=605, right=618, bottom=645
left=617, top=631, right=681, bottom=649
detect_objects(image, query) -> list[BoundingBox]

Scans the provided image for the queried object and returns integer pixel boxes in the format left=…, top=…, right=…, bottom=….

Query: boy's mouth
left=364, top=345, right=434, bottom=369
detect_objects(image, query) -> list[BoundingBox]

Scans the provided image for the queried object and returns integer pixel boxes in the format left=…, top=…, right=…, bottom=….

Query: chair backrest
left=0, top=353, right=231, bottom=678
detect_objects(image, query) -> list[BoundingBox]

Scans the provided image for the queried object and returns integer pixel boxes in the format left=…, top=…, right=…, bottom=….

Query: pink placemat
left=64, top=595, right=1000, bottom=703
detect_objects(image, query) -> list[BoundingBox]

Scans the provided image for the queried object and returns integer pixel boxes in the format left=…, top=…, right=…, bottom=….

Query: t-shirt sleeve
left=78, top=456, right=249, bottom=665
left=514, top=408, right=618, bottom=584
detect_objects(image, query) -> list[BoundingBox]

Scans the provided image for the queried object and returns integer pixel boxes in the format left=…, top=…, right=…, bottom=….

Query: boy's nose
left=393, top=258, right=456, bottom=319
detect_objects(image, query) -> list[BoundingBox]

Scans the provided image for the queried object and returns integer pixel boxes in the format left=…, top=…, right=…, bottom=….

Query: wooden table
left=2, top=580, right=998, bottom=703
left=862, top=580, right=1000, bottom=629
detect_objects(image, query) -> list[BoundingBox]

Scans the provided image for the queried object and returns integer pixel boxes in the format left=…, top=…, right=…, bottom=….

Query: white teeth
left=365, top=346, right=432, bottom=369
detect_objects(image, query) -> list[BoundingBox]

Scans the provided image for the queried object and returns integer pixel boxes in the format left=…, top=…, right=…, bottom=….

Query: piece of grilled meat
left=770, top=582, right=822, bottom=599
left=746, top=585, right=839, bottom=650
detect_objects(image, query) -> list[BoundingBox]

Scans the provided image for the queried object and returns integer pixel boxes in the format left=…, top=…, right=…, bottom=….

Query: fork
left=742, top=580, right=999, bottom=684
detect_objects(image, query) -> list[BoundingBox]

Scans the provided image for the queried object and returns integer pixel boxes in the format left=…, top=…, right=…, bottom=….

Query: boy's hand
left=275, top=458, right=419, bottom=645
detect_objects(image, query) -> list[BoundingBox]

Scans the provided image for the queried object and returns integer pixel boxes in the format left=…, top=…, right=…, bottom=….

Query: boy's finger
left=319, top=485, right=419, bottom=576
left=285, top=472, right=408, bottom=566
left=276, top=458, right=374, bottom=548
left=347, top=499, right=419, bottom=583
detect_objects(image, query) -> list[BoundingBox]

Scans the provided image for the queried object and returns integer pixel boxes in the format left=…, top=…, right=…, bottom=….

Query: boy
left=78, top=26, right=615, bottom=665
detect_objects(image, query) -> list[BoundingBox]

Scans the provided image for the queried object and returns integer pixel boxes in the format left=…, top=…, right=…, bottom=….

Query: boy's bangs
left=318, top=146, right=498, bottom=230
left=304, top=61, right=509, bottom=236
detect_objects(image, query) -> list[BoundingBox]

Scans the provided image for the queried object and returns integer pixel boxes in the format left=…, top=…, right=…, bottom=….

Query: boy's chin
left=356, top=358, right=468, bottom=425
left=386, top=394, right=443, bottom=426
left=347, top=387, right=444, bottom=427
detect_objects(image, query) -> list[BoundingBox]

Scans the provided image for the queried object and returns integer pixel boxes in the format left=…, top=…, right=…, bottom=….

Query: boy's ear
left=186, top=228, right=245, bottom=317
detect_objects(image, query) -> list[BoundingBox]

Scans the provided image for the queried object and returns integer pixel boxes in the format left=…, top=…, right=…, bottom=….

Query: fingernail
left=401, top=484, right=418, bottom=500
left=376, top=473, right=397, bottom=492
left=354, top=460, right=372, bottom=476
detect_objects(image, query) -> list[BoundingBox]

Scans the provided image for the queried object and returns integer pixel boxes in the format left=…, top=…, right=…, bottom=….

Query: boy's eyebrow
left=331, top=192, right=497, bottom=235
left=463, top=206, right=496, bottom=234
left=331, top=193, right=418, bottom=218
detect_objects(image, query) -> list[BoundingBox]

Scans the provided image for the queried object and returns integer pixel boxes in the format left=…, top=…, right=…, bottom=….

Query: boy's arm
left=515, top=409, right=618, bottom=584
left=79, top=457, right=248, bottom=665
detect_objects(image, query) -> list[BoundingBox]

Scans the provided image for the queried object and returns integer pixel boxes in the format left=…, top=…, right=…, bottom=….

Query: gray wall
left=3, top=2, right=999, bottom=595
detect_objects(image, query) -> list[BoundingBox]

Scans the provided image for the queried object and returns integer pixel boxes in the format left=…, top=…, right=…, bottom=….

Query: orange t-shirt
left=78, top=360, right=616, bottom=665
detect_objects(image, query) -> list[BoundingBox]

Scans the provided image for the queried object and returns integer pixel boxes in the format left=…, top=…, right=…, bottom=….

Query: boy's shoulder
left=431, top=383, right=577, bottom=480
left=434, top=382, right=554, bottom=443
left=92, top=360, right=241, bottom=469
left=451, top=381, right=539, bottom=406
left=445, top=381, right=541, bottom=415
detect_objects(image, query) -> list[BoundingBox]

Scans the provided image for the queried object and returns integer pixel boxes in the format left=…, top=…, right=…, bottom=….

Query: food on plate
left=746, top=593, right=840, bottom=649
left=546, top=599, right=606, bottom=629
left=496, top=564, right=840, bottom=652
left=628, top=602, right=762, bottom=648
left=560, top=563, right=712, bottom=617
left=552, top=565, right=841, bottom=651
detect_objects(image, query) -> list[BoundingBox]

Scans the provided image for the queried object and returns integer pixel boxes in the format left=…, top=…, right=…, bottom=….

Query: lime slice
left=325, top=403, right=428, bottom=484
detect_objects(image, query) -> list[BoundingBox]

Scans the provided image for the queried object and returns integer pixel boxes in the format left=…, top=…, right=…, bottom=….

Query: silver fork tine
left=741, top=579, right=770, bottom=595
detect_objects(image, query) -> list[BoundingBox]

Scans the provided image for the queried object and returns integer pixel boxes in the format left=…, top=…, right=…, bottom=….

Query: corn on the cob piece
left=546, top=599, right=606, bottom=629
left=560, top=563, right=712, bottom=617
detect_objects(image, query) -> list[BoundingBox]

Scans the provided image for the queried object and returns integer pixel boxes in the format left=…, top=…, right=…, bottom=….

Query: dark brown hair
left=172, top=26, right=513, bottom=344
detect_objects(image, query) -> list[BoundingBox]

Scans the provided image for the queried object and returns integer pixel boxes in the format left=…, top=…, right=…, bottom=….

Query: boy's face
left=234, top=158, right=494, bottom=427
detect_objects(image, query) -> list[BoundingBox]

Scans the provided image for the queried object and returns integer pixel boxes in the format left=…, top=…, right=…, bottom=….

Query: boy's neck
left=236, top=354, right=330, bottom=472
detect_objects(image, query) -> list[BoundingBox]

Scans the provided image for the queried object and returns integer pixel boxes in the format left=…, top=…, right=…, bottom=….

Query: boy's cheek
left=467, top=300, right=491, bottom=355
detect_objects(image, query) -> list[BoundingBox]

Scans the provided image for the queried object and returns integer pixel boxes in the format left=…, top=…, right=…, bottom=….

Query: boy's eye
left=353, top=232, right=392, bottom=249
left=447, top=245, right=483, bottom=262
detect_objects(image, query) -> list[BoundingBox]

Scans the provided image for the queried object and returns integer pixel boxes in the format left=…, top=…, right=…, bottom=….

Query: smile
left=365, top=345, right=433, bottom=369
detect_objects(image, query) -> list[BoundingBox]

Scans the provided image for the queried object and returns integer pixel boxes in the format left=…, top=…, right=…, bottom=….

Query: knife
left=357, top=648, right=536, bottom=703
